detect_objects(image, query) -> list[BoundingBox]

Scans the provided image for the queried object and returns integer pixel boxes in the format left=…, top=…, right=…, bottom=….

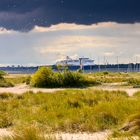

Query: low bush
left=103, top=71, right=109, bottom=75
left=30, top=67, right=100, bottom=88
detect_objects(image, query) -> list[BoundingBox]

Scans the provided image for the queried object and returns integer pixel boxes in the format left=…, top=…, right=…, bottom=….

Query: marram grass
left=0, top=89, right=140, bottom=134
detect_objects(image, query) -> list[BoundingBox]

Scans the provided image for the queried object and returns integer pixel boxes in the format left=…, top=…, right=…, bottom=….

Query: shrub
left=30, top=67, right=99, bottom=88
left=30, top=67, right=54, bottom=88
left=103, top=71, right=109, bottom=75
left=127, top=78, right=140, bottom=86
left=63, top=71, right=84, bottom=87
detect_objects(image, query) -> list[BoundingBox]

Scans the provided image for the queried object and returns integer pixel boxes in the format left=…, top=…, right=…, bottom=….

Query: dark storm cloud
left=0, top=0, right=140, bottom=31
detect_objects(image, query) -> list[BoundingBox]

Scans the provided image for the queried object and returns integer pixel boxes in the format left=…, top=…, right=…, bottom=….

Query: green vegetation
left=87, top=72, right=140, bottom=87
left=0, top=79, right=13, bottom=87
left=133, top=91, right=140, bottom=97
left=0, top=70, right=6, bottom=79
left=2, top=71, right=140, bottom=88
left=5, top=75, right=31, bottom=85
left=111, top=112, right=140, bottom=138
left=0, top=71, right=140, bottom=139
left=0, top=71, right=13, bottom=87
left=87, top=72, right=129, bottom=83
left=30, top=67, right=100, bottom=88
left=0, top=89, right=140, bottom=134
left=2, top=127, right=55, bottom=140
left=127, top=78, right=140, bottom=88
left=108, top=91, right=140, bottom=138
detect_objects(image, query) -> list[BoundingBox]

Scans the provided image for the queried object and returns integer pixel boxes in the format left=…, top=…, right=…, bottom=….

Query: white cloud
left=0, top=27, right=14, bottom=34
left=32, top=22, right=140, bottom=35
left=33, top=23, right=103, bottom=32
left=0, top=22, right=140, bottom=65
left=103, top=52, right=114, bottom=56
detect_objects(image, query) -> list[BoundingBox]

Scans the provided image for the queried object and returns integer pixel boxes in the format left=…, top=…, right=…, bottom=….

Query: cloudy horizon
left=0, top=22, right=139, bottom=66
left=0, top=0, right=139, bottom=66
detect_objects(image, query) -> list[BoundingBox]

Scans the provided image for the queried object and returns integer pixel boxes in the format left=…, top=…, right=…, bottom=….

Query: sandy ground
left=0, top=129, right=110, bottom=140
left=0, top=84, right=64, bottom=94
left=0, top=129, right=13, bottom=139
left=55, top=131, right=110, bottom=140
left=0, top=129, right=138, bottom=140
left=91, top=85, right=140, bottom=96
left=0, top=83, right=139, bottom=96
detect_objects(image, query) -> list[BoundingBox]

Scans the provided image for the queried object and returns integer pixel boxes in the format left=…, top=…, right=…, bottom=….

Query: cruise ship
left=56, top=56, right=94, bottom=66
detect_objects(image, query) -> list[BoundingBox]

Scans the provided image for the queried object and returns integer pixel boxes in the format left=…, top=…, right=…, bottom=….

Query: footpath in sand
left=0, top=84, right=64, bottom=94
left=0, top=83, right=140, bottom=96
left=90, top=83, right=140, bottom=96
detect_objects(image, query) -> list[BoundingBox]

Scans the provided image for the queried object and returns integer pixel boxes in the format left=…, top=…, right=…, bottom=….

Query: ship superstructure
left=56, top=56, right=94, bottom=66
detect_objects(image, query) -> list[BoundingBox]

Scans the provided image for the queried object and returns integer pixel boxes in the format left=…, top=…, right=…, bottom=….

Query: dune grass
left=87, top=72, right=130, bottom=83
left=86, top=72, right=140, bottom=88
left=0, top=89, right=140, bottom=134
left=133, top=91, right=140, bottom=97
left=126, top=78, right=140, bottom=87
left=0, top=71, right=14, bottom=87
left=5, top=75, right=31, bottom=86
left=0, top=71, right=30, bottom=87
left=0, top=79, right=13, bottom=87
left=2, top=127, right=55, bottom=140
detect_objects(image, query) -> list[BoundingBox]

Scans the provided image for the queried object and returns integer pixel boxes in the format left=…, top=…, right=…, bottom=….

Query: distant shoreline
left=0, top=63, right=140, bottom=74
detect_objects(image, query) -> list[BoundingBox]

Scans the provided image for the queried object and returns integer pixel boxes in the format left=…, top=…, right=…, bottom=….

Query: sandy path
left=0, top=84, right=64, bottom=94
left=0, top=84, right=140, bottom=96
left=91, top=86, right=140, bottom=96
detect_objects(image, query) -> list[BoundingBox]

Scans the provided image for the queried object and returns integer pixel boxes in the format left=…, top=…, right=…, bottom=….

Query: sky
left=0, top=0, right=140, bottom=66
